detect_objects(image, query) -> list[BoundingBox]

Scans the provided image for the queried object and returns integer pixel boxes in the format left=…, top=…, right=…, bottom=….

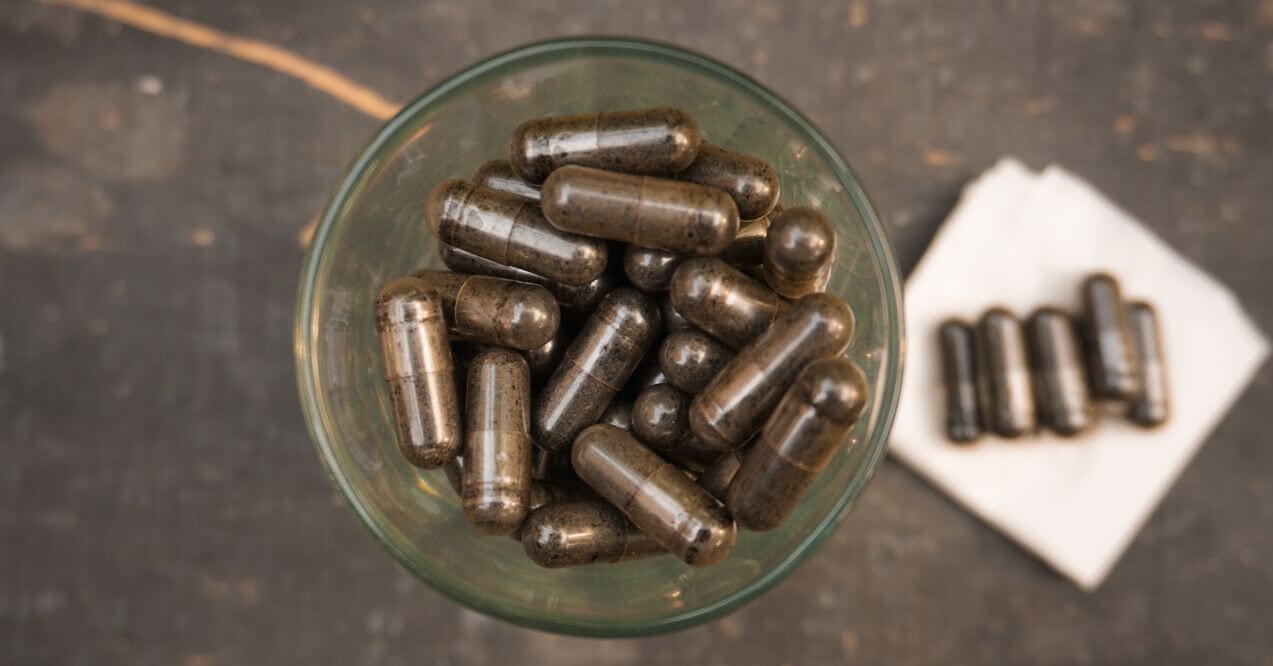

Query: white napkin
left=889, top=158, right=1269, bottom=590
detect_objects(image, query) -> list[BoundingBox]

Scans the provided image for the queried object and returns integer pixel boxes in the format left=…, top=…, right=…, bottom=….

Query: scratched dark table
left=3, top=1, right=1271, bottom=664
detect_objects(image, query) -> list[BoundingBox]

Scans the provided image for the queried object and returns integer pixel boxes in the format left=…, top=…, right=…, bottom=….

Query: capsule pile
left=375, top=107, right=871, bottom=569
left=939, top=272, right=1169, bottom=443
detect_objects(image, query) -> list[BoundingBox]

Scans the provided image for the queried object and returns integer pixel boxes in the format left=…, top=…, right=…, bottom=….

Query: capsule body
left=534, top=288, right=660, bottom=451
left=472, top=159, right=540, bottom=202
left=669, top=258, right=786, bottom=350
left=462, top=348, right=533, bottom=535
left=509, top=481, right=589, bottom=542
left=659, top=328, right=735, bottom=394
left=728, top=357, right=868, bottom=531
left=521, top=499, right=664, bottom=568
left=762, top=207, right=836, bottom=299
left=691, top=293, right=855, bottom=451
left=977, top=308, right=1036, bottom=437
left=542, top=166, right=739, bottom=256
left=1025, top=309, right=1093, bottom=436
left=509, top=107, right=701, bottom=183
left=375, top=278, right=461, bottom=469
left=572, top=424, right=736, bottom=566
left=426, top=180, right=608, bottom=286
left=938, top=320, right=983, bottom=443
left=1081, top=273, right=1142, bottom=400
left=437, top=242, right=610, bottom=312
left=1127, top=302, right=1169, bottom=427
left=676, top=143, right=780, bottom=220
left=697, top=451, right=743, bottom=501
left=411, top=270, right=560, bottom=350
left=631, top=384, right=720, bottom=472
left=624, top=245, right=684, bottom=292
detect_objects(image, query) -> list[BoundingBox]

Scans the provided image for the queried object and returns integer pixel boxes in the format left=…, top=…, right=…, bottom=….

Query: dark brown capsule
left=631, top=384, right=720, bottom=472
left=1025, top=309, right=1094, bottom=436
left=624, top=245, right=684, bottom=292
left=411, top=270, right=560, bottom=350
left=938, top=319, right=983, bottom=443
left=697, top=451, right=743, bottom=502
left=669, top=258, right=786, bottom=350
left=437, top=242, right=610, bottom=313
left=534, top=288, right=661, bottom=451
left=691, top=293, right=855, bottom=451
left=426, top=180, right=608, bottom=286
left=727, top=357, right=869, bottom=531
left=509, top=481, right=595, bottom=542
left=1080, top=273, right=1142, bottom=400
left=472, top=159, right=540, bottom=202
left=977, top=308, right=1036, bottom=437
left=375, top=278, right=461, bottom=469
left=541, top=166, right=739, bottom=256
left=762, top=207, right=836, bottom=299
left=509, top=107, right=702, bottom=183
left=521, top=499, right=664, bottom=568
left=676, top=143, right=780, bottom=220
left=572, top=424, right=736, bottom=566
left=1126, top=302, right=1169, bottom=428
left=462, top=348, right=533, bottom=535
left=599, top=399, right=633, bottom=432
left=719, top=216, right=771, bottom=268
left=659, top=328, right=735, bottom=394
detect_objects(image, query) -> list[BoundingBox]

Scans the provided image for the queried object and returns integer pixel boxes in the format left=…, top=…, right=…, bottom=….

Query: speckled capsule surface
left=509, top=107, right=701, bottom=183
left=437, top=243, right=610, bottom=313
left=534, top=288, right=660, bottom=451
left=375, top=277, right=461, bottom=469
left=938, top=320, right=983, bottom=443
left=411, top=270, right=560, bottom=350
left=1126, top=302, right=1170, bottom=428
left=472, top=159, right=540, bottom=202
left=697, top=451, right=743, bottom=502
left=521, top=499, right=664, bottom=568
left=462, top=348, right=533, bottom=535
left=599, top=399, right=633, bottom=432
left=719, top=216, right=771, bottom=268
left=676, top=143, right=780, bottom=220
left=631, top=384, right=720, bottom=472
left=1081, top=273, right=1142, bottom=400
left=426, top=180, right=608, bottom=286
left=541, top=166, right=739, bottom=256
left=510, top=481, right=594, bottom=542
left=1025, top=309, right=1093, bottom=437
left=762, top=207, right=836, bottom=299
left=691, top=293, right=855, bottom=451
left=728, top=357, right=868, bottom=531
left=572, top=424, right=736, bottom=566
left=624, top=245, right=684, bottom=292
left=977, top=308, right=1036, bottom=438
left=669, top=258, right=786, bottom=350
left=659, top=328, right=735, bottom=394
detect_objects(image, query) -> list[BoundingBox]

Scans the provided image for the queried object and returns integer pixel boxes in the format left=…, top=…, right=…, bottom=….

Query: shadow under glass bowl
left=295, top=36, right=904, bottom=637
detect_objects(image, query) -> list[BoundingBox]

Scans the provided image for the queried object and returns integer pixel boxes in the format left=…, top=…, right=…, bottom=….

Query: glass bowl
left=295, top=37, right=904, bottom=637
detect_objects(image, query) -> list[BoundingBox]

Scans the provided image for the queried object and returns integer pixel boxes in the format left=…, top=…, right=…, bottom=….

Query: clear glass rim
left=294, top=35, right=905, bottom=637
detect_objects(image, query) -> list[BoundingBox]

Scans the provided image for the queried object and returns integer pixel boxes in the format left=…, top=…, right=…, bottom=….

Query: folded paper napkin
left=889, top=158, right=1269, bottom=590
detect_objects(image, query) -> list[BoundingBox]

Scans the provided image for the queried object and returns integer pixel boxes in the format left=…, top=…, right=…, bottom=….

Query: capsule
left=599, top=399, right=633, bottom=432
left=762, top=207, right=836, bottom=299
left=631, top=384, right=720, bottom=472
left=572, top=424, right=736, bottom=566
left=461, top=348, right=533, bottom=535
left=624, top=245, right=684, bottom=292
left=1080, top=273, right=1142, bottom=400
left=691, top=293, right=855, bottom=451
left=1126, top=302, right=1169, bottom=427
left=534, top=288, right=661, bottom=451
left=521, top=499, right=664, bottom=568
left=541, top=166, right=739, bottom=256
left=510, top=481, right=594, bottom=542
left=426, top=180, right=608, bottom=286
left=977, top=308, right=1036, bottom=437
left=676, top=143, right=780, bottom=220
left=719, top=216, right=771, bottom=268
left=1025, top=309, right=1093, bottom=436
left=472, top=159, right=539, bottom=202
left=659, top=328, right=735, bottom=394
left=938, top=320, right=983, bottom=443
left=669, top=258, right=786, bottom=350
left=697, top=451, right=743, bottom=502
left=728, top=357, right=869, bottom=531
left=375, top=278, right=461, bottom=469
left=437, top=242, right=610, bottom=312
left=410, top=270, right=559, bottom=350
left=509, top=107, right=702, bottom=183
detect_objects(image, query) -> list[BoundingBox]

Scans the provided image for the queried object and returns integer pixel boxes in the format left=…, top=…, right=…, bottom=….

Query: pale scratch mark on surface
left=191, top=228, right=215, bottom=247
left=848, top=0, right=869, bottom=28
left=1113, top=114, right=1138, bottom=135
left=1136, top=143, right=1160, bottom=162
left=1200, top=21, right=1235, bottom=42
left=1259, top=0, right=1273, bottom=28
left=297, top=214, right=319, bottom=249
left=38, top=0, right=401, bottom=120
left=922, top=149, right=960, bottom=168
left=1164, top=134, right=1219, bottom=156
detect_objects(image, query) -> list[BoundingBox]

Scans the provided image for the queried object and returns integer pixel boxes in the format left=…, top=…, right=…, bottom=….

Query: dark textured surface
left=2, top=1, right=1271, bottom=664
